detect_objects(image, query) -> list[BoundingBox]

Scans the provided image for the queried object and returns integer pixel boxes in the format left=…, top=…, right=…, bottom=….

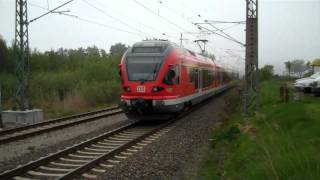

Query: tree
left=0, top=36, right=15, bottom=73
left=291, top=59, right=307, bottom=78
left=284, top=61, right=292, bottom=76
left=0, top=36, right=9, bottom=72
left=109, top=43, right=127, bottom=57
left=100, top=49, right=108, bottom=58
left=259, top=64, right=274, bottom=81
left=86, top=46, right=100, bottom=59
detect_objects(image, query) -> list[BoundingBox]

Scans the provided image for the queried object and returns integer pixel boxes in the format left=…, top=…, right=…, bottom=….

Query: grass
left=198, top=80, right=320, bottom=179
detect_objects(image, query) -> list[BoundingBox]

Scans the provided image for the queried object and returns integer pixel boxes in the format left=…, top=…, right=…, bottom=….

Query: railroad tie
left=91, top=168, right=106, bottom=173
left=82, top=173, right=97, bottom=179
left=127, top=148, right=139, bottom=152
left=107, top=159, right=120, bottom=164
left=39, top=166, right=72, bottom=172
left=99, top=163, right=114, bottom=168
left=77, top=150, right=104, bottom=155
left=85, top=147, right=110, bottom=152
left=60, top=157, right=90, bottom=163
left=50, top=161, right=82, bottom=167
left=69, top=154, right=98, bottom=159
left=137, top=142, right=147, bottom=146
left=92, top=144, right=117, bottom=149
left=13, top=176, right=37, bottom=180
left=27, top=170, right=65, bottom=177
left=114, top=155, right=127, bottom=159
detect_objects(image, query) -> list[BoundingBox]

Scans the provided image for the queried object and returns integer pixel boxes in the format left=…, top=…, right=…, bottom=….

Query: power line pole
left=13, top=0, right=74, bottom=111
left=14, top=0, right=30, bottom=110
left=244, top=0, right=259, bottom=114
left=179, top=33, right=187, bottom=47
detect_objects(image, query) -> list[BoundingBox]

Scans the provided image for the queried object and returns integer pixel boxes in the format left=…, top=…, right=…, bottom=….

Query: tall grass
left=1, top=58, right=121, bottom=118
left=199, top=81, right=320, bottom=179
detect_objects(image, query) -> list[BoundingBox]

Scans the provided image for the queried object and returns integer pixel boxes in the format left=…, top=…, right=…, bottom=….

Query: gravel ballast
left=101, top=92, right=229, bottom=179
left=0, top=113, right=128, bottom=173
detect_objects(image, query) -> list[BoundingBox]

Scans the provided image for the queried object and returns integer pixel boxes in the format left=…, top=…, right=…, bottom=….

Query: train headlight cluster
left=152, top=86, right=164, bottom=92
left=123, top=86, right=131, bottom=92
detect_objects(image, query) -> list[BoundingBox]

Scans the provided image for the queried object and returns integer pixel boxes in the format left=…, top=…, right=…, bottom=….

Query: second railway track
left=0, top=120, right=175, bottom=180
left=0, top=106, right=123, bottom=145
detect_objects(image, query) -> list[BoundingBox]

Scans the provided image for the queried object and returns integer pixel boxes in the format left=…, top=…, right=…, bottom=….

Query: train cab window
left=126, top=56, right=163, bottom=81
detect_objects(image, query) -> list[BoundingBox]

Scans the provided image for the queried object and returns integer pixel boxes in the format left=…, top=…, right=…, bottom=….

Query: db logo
left=136, top=86, right=146, bottom=92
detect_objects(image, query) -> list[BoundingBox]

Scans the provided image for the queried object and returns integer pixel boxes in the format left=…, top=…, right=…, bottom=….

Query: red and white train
left=119, top=40, right=238, bottom=120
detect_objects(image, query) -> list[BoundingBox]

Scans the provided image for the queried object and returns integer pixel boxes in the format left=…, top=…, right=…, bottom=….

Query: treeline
left=258, top=58, right=320, bottom=82
left=284, top=59, right=320, bottom=77
left=0, top=36, right=127, bottom=117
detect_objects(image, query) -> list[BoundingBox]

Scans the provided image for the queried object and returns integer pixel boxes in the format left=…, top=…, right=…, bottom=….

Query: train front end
left=119, top=40, right=182, bottom=120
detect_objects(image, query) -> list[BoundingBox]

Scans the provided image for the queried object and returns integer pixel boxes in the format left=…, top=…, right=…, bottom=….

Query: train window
left=163, top=65, right=180, bottom=85
left=126, top=57, right=163, bottom=81
left=202, top=70, right=214, bottom=88
left=202, top=70, right=207, bottom=87
left=187, top=67, right=194, bottom=83
left=132, top=47, right=163, bottom=53
left=194, top=69, right=199, bottom=89
left=175, top=65, right=180, bottom=84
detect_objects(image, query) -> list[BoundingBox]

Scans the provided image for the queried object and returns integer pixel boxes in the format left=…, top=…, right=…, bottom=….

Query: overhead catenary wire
left=56, top=13, right=143, bottom=37
left=196, top=24, right=245, bottom=46
left=204, top=20, right=246, bottom=24
left=177, top=0, right=202, bottom=19
left=164, top=0, right=245, bottom=73
left=159, top=0, right=194, bottom=25
left=206, top=23, right=243, bottom=44
left=29, top=0, right=74, bottom=23
left=169, top=0, right=245, bottom=48
left=154, top=0, right=245, bottom=53
left=132, top=0, right=188, bottom=33
left=149, top=0, right=211, bottom=49
left=93, top=0, right=179, bottom=41
left=27, top=1, right=143, bottom=37
left=81, top=0, right=151, bottom=38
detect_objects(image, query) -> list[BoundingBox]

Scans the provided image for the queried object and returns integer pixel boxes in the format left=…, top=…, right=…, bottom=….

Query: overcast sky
left=0, top=0, right=319, bottom=74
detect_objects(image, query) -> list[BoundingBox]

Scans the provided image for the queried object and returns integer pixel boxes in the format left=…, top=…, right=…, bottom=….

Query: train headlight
left=152, top=86, right=164, bottom=92
left=123, top=86, right=131, bottom=92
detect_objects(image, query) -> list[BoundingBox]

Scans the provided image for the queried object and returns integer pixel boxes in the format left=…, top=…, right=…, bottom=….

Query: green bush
left=0, top=41, right=125, bottom=118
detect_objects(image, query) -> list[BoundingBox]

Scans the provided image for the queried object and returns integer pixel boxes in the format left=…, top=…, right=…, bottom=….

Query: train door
left=194, top=68, right=200, bottom=92
left=198, top=68, right=202, bottom=92
left=220, top=71, right=223, bottom=85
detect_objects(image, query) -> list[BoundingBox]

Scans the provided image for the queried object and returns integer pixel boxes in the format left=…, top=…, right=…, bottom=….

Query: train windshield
left=126, top=56, right=163, bottom=81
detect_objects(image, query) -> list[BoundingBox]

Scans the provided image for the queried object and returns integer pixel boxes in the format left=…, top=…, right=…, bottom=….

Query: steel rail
left=58, top=120, right=175, bottom=179
left=0, top=106, right=123, bottom=145
left=0, top=122, right=136, bottom=180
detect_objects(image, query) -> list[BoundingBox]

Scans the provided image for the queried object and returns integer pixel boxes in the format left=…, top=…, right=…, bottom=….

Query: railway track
left=0, top=120, right=175, bottom=180
left=0, top=106, right=123, bottom=145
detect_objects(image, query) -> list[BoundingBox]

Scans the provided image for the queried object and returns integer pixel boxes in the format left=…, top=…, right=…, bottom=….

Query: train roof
left=132, top=40, right=179, bottom=48
left=130, top=40, right=224, bottom=68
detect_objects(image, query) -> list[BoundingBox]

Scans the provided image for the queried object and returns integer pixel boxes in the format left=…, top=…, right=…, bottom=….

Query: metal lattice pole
left=244, top=0, right=259, bottom=115
left=14, top=0, right=30, bottom=111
